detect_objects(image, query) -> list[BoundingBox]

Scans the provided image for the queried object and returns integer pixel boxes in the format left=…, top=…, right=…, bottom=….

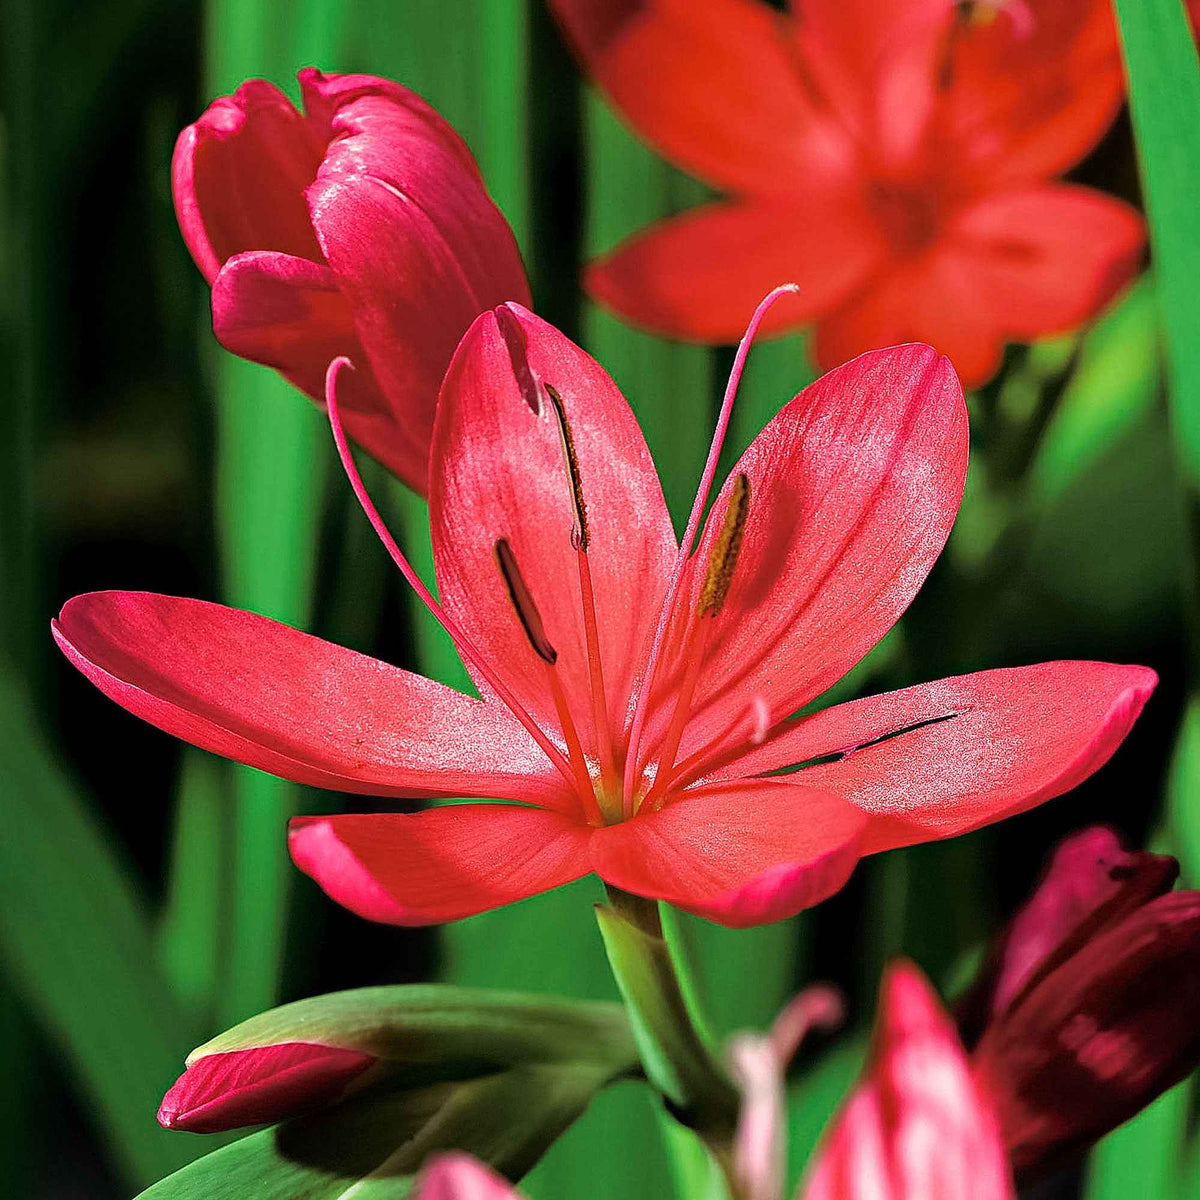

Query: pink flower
left=549, top=0, right=1143, bottom=386
left=173, top=68, right=530, bottom=491
left=803, top=962, right=1014, bottom=1200
left=53, top=296, right=1153, bottom=928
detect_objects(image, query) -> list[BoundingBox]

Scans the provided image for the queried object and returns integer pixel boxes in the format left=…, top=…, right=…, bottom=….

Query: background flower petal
left=586, top=198, right=886, bottom=343
left=548, top=0, right=856, bottom=197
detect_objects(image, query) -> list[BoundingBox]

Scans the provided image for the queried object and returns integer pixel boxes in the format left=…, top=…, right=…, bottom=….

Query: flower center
left=866, top=179, right=940, bottom=257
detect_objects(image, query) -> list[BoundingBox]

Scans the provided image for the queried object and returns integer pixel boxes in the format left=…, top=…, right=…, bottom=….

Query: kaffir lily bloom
left=173, top=67, right=530, bottom=491
left=53, top=295, right=1154, bottom=928
left=803, top=963, right=1014, bottom=1200
left=550, top=0, right=1144, bottom=386
left=962, top=827, right=1200, bottom=1179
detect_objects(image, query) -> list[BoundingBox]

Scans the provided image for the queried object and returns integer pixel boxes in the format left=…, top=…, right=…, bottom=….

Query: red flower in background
left=963, top=827, right=1200, bottom=1179
left=803, top=962, right=1014, bottom=1200
left=174, top=68, right=530, bottom=491
left=551, top=0, right=1145, bottom=386
left=53, top=298, right=1153, bottom=929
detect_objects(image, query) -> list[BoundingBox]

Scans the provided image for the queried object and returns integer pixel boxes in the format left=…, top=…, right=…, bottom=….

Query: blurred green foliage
left=1, top=0, right=1197, bottom=1197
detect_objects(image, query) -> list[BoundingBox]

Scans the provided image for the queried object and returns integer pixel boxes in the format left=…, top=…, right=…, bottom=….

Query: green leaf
left=1167, top=699, right=1200, bottom=885
left=137, top=1062, right=619, bottom=1200
left=0, top=669, right=196, bottom=1184
left=1113, top=0, right=1200, bottom=484
left=190, top=985, right=637, bottom=1078
left=1028, top=276, right=1160, bottom=503
left=784, top=1036, right=866, bottom=1195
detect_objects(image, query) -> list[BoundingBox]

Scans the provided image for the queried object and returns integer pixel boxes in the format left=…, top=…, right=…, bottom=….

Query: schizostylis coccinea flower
left=53, top=291, right=1154, bottom=927
left=174, top=67, right=530, bottom=491
left=550, top=0, right=1144, bottom=386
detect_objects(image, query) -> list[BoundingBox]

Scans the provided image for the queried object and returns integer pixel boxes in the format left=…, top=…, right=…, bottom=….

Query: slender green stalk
left=1099, top=6, right=1200, bottom=1193
left=596, top=889, right=740, bottom=1189
left=201, top=4, right=340, bottom=1027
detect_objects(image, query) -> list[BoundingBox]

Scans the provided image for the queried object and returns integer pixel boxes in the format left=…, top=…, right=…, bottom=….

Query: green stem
left=596, top=887, right=739, bottom=1150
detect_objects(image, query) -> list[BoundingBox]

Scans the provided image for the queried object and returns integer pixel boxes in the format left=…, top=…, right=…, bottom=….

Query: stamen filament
left=543, top=382, right=622, bottom=807
left=641, top=615, right=713, bottom=810
left=623, top=287, right=797, bottom=810
left=544, top=662, right=605, bottom=826
left=576, top=547, right=622, bottom=804
left=324, top=357, right=577, bottom=789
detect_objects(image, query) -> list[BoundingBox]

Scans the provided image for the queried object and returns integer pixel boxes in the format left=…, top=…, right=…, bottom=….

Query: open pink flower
left=550, top=0, right=1143, bottom=386
left=174, top=67, right=530, bottom=491
left=53, top=296, right=1153, bottom=928
left=804, top=963, right=1015, bottom=1199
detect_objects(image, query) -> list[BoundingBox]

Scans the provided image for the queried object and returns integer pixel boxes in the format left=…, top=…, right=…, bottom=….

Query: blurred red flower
left=964, top=827, right=1200, bottom=1179
left=551, top=0, right=1145, bottom=386
left=173, top=68, right=530, bottom=491
left=54, top=302, right=1153, bottom=928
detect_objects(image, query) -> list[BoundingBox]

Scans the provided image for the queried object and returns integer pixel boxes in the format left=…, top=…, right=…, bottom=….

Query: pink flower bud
left=173, top=68, right=530, bottom=492
left=157, top=1041, right=376, bottom=1133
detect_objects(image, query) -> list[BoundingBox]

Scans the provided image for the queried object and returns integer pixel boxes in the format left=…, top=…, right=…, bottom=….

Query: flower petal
left=959, top=827, right=1177, bottom=1039
left=53, top=591, right=566, bottom=807
left=549, top=0, right=856, bottom=196
left=416, top=1153, right=525, bottom=1200
left=429, top=304, right=677, bottom=750
left=813, top=254, right=1006, bottom=388
left=288, top=807, right=592, bottom=926
left=586, top=198, right=887, bottom=344
left=941, top=0, right=1124, bottom=187
left=590, top=780, right=866, bottom=927
left=661, top=344, right=965, bottom=770
left=158, top=1042, right=376, bottom=1133
left=302, top=70, right=529, bottom=494
left=944, top=185, right=1146, bottom=342
left=722, top=662, right=1156, bottom=854
left=975, top=891, right=1200, bottom=1180
left=211, top=250, right=360, bottom=399
left=803, top=962, right=1014, bottom=1200
left=172, top=78, right=325, bottom=282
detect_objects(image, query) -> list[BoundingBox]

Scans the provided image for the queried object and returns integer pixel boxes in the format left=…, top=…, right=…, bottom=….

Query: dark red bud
left=972, top=890, right=1200, bottom=1180
left=158, top=1041, right=377, bottom=1133
left=958, top=827, right=1177, bottom=1046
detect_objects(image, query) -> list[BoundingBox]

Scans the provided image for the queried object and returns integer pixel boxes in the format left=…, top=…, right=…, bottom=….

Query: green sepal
left=594, top=893, right=739, bottom=1139
left=187, top=984, right=637, bottom=1085
left=136, top=1059, right=619, bottom=1199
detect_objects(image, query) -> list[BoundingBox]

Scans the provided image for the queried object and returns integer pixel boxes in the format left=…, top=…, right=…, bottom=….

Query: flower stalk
left=596, top=886, right=740, bottom=1177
